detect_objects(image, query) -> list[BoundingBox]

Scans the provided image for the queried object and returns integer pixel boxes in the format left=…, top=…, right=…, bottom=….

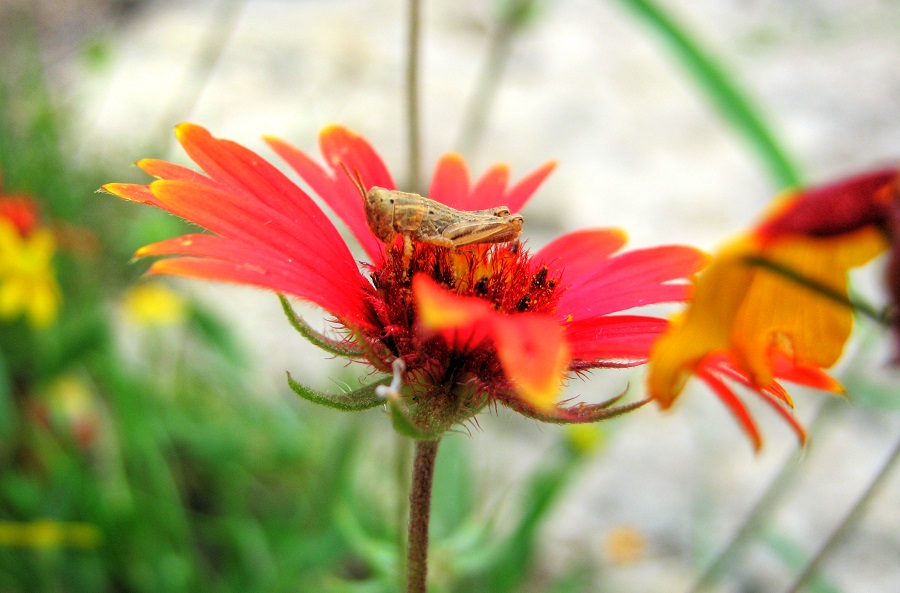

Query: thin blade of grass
left=612, top=0, right=802, bottom=188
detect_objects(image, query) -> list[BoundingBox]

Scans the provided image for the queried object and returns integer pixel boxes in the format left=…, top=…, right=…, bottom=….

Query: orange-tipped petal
left=505, top=160, right=557, bottom=213
left=466, top=163, right=510, bottom=211
left=428, top=153, right=471, bottom=209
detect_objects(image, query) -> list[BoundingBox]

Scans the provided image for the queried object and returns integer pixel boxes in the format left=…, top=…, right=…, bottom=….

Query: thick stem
left=406, top=438, right=440, bottom=593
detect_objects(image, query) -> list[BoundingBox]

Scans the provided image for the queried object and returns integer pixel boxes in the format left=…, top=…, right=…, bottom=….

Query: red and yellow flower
left=0, top=192, right=61, bottom=328
left=648, top=169, right=897, bottom=448
left=104, top=124, right=707, bottom=435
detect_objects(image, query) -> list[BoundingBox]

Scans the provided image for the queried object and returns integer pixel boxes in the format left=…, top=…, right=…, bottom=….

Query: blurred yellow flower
left=0, top=520, right=101, bottom=549
left=122, top=282, right=188, bottom=326
left=564, top=424, right=605, bottom=457
left=602, top=525, right=647, bottom=565
left=0, top=219, right=61, bottom=327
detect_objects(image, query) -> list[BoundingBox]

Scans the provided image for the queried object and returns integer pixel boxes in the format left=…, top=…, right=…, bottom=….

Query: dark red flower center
left=361, top=238, right=564, bottom=398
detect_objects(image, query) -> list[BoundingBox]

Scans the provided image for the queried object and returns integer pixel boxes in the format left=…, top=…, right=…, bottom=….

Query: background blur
left=1, top=0, right=898, bottom=592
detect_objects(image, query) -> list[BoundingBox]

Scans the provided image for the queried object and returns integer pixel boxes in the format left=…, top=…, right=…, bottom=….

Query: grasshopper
left=363, top=186, right=524, bottom=257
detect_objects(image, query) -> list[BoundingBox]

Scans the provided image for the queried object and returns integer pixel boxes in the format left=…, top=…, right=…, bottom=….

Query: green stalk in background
left=612, top=0, right=803, bottom=189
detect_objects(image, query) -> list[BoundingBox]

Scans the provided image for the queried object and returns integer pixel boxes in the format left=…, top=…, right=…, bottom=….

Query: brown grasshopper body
left=364, top=187, right=524, bottom=254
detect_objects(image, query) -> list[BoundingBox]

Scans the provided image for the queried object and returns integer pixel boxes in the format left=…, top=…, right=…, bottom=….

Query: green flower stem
left=407, top=438, right=441, bottom=593
left=684, top=399, right=839, bottom=593
left=783, top=433, right=900, bottom=593
left=456, top=0, right=537, bottom=157
left=611, top=0, right=802, bottom=188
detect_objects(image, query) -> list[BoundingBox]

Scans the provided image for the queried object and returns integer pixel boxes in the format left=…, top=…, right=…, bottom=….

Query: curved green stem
left=407, top=438, right=440, bottom=593
left=612, top=0, right=802, bottom=188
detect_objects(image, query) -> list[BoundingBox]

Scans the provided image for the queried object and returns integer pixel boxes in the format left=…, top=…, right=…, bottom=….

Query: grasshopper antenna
left=339, top=162, right=367, bottom=200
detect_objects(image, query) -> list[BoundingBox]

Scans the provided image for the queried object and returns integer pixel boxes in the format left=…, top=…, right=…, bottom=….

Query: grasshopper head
left=364, top=187, right=396, bottom=241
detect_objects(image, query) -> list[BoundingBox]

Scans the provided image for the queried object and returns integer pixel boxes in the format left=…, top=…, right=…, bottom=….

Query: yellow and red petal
left=101, top=183, right=166, bottom=209
left=136, top=234, right=373, bottom=328
left=174, top=125, right=345, bottom=245
left=646, top=238, right=756, bottom=407
left=731, top=229, right=887, bottom=384
left=136, top=158, right=221, bottom=186
left=491, top=314, right=570, bottom=412
left=413, top=274, right=494, bottom=347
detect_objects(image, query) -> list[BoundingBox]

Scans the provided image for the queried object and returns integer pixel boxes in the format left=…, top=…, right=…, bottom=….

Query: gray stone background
left=19, top=0, right=900, bottom=591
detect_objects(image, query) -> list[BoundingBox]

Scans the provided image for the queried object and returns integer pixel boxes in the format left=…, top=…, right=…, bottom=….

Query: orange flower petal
left=492, top=315, right=570, bottom=411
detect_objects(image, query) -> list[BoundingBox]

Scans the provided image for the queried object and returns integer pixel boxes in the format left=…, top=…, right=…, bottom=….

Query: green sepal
left=386, top=399, right=444, bottom=440
left=278, top=294, right=363, bottom=357
left=502, top=389, right=650, bottom=424
left=286, top=372, right=388, bottom=412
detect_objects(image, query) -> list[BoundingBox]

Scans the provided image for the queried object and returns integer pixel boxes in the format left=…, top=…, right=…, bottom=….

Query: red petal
left=535, top=228, right=628, bottom=279
left=504, top=161, right=556, bottom=213
left=695, top=364, right=762, bottom=451
left=428, top=153, right=471, bottom=209
left=265, top=135, right=381, bottom=259
left=759, top=168, right=897, bottom=239
left=136, top=234, right=370, bottom=320
left=565, top=315, right=669, bottom=362
left=559, top=245, right=709, bottom=319
left=148, top=257, right=374, bottom=330
left=769, top=352, right=845, bottom=393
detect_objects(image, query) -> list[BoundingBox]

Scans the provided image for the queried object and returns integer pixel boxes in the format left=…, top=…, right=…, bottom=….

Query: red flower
left=104, top=124, right=706, bottom=434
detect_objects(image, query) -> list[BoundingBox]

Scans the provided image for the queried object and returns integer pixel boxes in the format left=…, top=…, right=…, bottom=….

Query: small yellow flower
left=0, top=219, right=61, bottom=327
left=122, top=282, right=188, bottom=326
